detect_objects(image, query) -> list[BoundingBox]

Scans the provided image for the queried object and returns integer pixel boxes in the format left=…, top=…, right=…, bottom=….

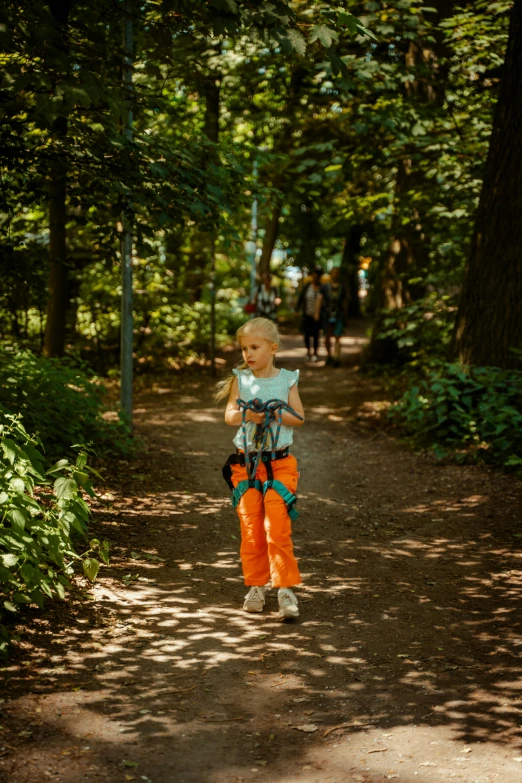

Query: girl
left=216, top=318, right=305, bottom=620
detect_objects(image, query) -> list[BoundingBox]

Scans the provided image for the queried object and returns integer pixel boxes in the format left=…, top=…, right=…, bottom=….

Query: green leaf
left=356, top=22, right=378, bottom=41
left=8, top=508, right=27, bottom=533
left=55, top=582, right=66, bottom=600
left=83, top=558, right=100, bottom=582
left=338, top=11, right=358, bottom=35
left=73, top=470, right=89, bottom=486
left=61, top=510, right=87, bottom=535
left=3, top=601, right=17, bottom=613
left=309, top=25, right=339, bottom=48
left=2, top=438, right=18, bottom=465
left=69, top=497, right=90, bottom=522
left=76, top=452, right=88, bottom=470
left=286, top=29, right=306, bottom=56
left=9, top=477, right=25, bottom=494
left=54, top=478, right=78, bottom=499
left=0, top=553, right=19, bottom=568
left=0, top=492, right=9, bottom=505
left=99, top=541, right=110, bottom=566
left=40, top=579, right=53, bottom=599
left=13, top=592, right=31, bottom=604
left=46, top=459, right=70, bottom=475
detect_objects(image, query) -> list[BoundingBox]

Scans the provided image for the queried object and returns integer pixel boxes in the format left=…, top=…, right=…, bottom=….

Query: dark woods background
left=2, top=1, right=519, bottom=371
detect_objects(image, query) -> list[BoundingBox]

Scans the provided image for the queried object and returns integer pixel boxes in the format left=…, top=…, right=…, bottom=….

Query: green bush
left=0, top=344, right=133, bottom=460
left=145, top=300, right=247, bottom=360
left=389, top=362, right=522, bottom=467
left=370, top=293, right=456, bottom=368
left=0, top=412, right=108, bottom=654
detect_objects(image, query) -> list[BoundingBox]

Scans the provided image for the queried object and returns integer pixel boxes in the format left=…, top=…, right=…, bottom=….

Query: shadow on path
left=2, top=321, right=522, bottom=783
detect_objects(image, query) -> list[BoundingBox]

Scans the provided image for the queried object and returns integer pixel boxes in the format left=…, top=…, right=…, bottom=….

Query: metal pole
left=249, top=157, right=258, bottom=302
left=120, top=0, right=133, bottom=425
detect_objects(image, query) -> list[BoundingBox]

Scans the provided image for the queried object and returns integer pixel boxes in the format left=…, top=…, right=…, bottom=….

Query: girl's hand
left=247, top=411, right=265, bottom=425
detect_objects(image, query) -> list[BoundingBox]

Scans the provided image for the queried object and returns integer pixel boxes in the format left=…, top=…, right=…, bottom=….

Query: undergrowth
left=389, top=363, right=522, bottom=468
left=368, top=295, right=522, bottom=468
left=0, top=344, right=134, bottom=461
left=0, top=412, right=108, bottom=654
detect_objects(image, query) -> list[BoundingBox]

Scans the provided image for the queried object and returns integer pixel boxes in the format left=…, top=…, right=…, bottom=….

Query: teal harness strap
left=231, top=479, right=263, bottom=508
left=263, top=479, right=299, bottom=521
left=228, top=398, right=303, bottom=516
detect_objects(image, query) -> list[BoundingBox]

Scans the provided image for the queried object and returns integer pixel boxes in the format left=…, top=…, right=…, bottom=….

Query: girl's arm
left=224, top=377, right=264, bottom=426
left=281, top=383, right=305, bottom=426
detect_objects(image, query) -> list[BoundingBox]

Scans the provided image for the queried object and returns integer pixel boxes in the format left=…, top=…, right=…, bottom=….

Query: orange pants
left=231, top=455, right=301, bottom=588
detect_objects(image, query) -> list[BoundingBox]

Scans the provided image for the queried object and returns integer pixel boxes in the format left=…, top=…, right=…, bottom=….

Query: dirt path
left=2, top=324, right=522, bottom=783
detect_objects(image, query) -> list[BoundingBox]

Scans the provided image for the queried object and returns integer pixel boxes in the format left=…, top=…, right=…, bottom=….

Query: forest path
left=3, top=323, right=522, bottom=783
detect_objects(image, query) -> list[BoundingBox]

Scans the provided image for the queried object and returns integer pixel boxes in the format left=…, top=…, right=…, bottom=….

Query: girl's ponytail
left=215, top=317, right=281, bottom=402
left=215, top=361, right=247, bottom=402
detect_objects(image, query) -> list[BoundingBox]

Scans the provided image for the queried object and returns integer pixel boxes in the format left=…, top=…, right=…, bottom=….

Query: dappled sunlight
left=3, top=337, right=522, bottom=783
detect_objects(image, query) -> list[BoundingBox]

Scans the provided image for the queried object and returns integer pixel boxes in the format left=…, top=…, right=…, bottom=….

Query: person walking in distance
left=323, top=266, right=348, bottom=366
left=297, top=266, right=327, bottom=362
left=217, top=318, right=305, bottom=620
left=254, top=272, right=281, bottom=321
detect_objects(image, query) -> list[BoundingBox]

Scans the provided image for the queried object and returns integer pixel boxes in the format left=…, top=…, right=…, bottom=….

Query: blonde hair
left=215, top=318, right=281, bottom=402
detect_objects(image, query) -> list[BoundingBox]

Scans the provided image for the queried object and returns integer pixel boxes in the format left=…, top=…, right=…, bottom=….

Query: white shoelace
left=279, top=590, right=296, bottom=606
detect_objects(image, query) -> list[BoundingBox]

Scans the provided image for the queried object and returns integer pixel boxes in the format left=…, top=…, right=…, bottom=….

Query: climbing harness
left=222, top=397, right=303, bottom=521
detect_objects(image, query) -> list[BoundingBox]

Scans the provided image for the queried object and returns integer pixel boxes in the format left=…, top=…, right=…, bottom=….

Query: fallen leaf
left=461, top=748, right=471, bottom=753
left=157, top=685, right=196, bottom=695
left=254, top=760, right=268, bottom=766
left=368, top=747, right=388, bottom=753
left=121, top=760, right=138, bottom=768
left=197, top=715, right=245, bottom=723
left=324, top=720, right=374, bottom=737
left=293, top=724, right=318, bottom=733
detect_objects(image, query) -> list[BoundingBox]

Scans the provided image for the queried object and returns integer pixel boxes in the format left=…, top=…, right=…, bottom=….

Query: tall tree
left=43, top=0, right=74, bottom=357
left=340, top=225, right=365, bottom=318
left=377, top=0, right=453, bottom=311
left=453, top=0, right=522, bottom=369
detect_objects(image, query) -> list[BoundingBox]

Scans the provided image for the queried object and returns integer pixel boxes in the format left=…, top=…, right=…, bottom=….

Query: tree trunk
left=43, top=136, right=68, bottom=357
left=203, top=76, right=220, bottom=376
left=340, top=225, right=364, bottom=318
left=380, top=158, right=430, bottom=310
left=258, top=202, right=282, bottom=278
left=453, top=1, right=522, bottom=369
left=379, top=1, right=453, bottom=310
left=188, top=76, right=220, bottom=301
left=43, top=0, right=73, bottom=357
left=257, top=66, right=305, bottom=278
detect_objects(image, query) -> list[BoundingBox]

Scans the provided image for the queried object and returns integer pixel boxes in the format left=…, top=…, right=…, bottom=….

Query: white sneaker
left=278, top=588, right=299, bottom=620
left=243, top=586, right=266, bottom=613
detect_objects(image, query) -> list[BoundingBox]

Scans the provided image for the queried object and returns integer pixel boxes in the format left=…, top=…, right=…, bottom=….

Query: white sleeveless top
left=232, top=367, right=300, bottom=451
